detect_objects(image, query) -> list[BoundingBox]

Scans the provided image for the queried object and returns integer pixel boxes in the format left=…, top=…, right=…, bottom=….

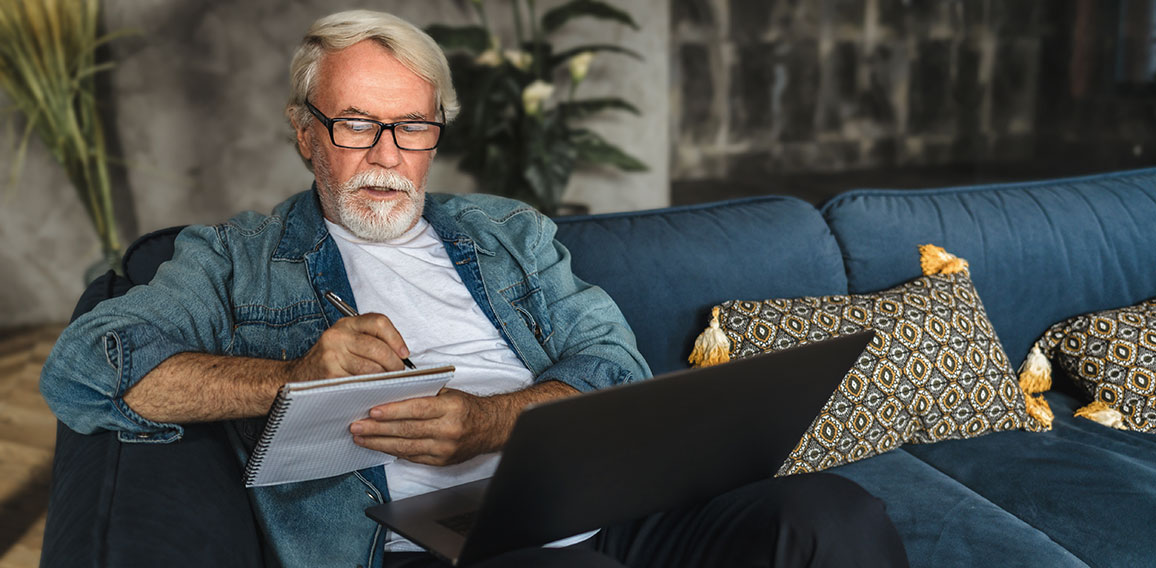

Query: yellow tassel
left=1023, top=394, right=1054, bottom=430
left=688, top=306, right=732, bottom=368
left=919, top=244, right=970, bottom=276
left=1018, top=345, right=1052, bottom=395
left=1075, top=401, right=1127, bottom=430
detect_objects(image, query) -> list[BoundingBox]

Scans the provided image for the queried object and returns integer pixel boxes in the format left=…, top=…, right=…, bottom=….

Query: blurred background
left=3, top=0, right=1156, bottom=329
left=1, top=1, right=1155, bottom=565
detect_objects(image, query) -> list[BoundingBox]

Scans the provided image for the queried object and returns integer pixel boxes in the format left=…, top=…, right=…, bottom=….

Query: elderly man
left=41, top=9, right=906, bottom=568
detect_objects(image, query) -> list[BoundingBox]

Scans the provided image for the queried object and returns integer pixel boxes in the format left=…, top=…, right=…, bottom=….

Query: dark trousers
left=383, top=473, right=909, bottom=568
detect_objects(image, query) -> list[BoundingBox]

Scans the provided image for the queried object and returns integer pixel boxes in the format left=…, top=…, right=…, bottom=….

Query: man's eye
left=339, top=121, right=376, bottom=133
left=399, top=123, right=430, bottom=134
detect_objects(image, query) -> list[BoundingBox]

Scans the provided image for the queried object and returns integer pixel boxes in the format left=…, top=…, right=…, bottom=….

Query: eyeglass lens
left=333, top=120, right=440, bottom=151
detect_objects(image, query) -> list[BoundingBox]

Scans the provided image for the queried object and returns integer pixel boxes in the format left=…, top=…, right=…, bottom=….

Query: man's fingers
left=308, top=333, right=389, bottom=376
left=368, top=396, right=447, bottom=421
left=342, top=313, right=411, bottom=359
left=349, top=397, right=466, bottom=444
left=336, top=355, right=387, bottom=376
left=352, top=433, right=453, bottom=464
left=351, top=418, right=425, bottom=439
left=341, top=331, right=407, bottom=372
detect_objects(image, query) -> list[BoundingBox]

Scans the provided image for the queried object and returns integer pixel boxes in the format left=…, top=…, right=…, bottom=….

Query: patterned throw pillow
left=689, top=246, right=1050, bottom=475
left=1021, top=299, right=1156, bottom=432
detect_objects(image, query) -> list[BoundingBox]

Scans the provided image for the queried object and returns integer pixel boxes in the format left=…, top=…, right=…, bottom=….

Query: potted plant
left=427, top=0, right=647, bottom=216
left=0, top=0, right=124, bottom=275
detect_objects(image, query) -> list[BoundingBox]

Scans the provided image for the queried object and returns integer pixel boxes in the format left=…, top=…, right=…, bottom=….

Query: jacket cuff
left=106, top=326, right=187, bottom=443
left=535, top=353, right=637, bottom=393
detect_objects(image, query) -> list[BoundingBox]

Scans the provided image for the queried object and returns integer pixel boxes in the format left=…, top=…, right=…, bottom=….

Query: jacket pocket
left=500, top=276, right=554, bottom=346
left=231, top=302, right=327, bottom=360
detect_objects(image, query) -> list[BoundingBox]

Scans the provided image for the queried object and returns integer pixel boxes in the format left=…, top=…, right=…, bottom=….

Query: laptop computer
left=365, top=330, right=874, bottom=565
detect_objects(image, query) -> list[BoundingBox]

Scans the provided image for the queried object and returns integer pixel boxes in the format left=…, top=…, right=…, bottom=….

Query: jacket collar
left=419, top=194, right=474, bottom=245
left=272, top=186, right=330, bottom=261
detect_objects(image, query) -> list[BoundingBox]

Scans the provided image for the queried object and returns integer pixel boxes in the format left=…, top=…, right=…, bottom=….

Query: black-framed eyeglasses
left=305, top=100, right=444, bottom=151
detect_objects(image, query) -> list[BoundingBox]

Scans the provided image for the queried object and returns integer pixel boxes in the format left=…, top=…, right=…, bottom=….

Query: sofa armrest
left=42, top=236, right=268, bottom=567
left=41, top=421, right=266, bottom=567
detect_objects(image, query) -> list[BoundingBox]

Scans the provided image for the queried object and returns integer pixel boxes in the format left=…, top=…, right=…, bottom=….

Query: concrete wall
left=671, top=0, right=1156, bottom=186
left=0, top=0, right=669, bottom=328
left=671, top=0, right=1048, bottom=180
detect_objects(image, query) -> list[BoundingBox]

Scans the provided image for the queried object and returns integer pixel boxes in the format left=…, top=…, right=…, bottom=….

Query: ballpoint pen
left=324, top=290, right=417, bottom=370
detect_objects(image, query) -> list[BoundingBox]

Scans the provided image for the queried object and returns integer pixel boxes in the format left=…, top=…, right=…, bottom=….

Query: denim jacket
left=40, top=189, right=651, bottom=568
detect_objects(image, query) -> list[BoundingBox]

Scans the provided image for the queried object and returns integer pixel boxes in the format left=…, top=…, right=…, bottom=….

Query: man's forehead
left=314, top=42, right=437, bottom=117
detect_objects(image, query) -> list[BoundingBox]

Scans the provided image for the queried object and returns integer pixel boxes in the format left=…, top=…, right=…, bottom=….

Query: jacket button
left=366, top=491, right=377, bottom=502
left=136, top=433, right=152, bottom=439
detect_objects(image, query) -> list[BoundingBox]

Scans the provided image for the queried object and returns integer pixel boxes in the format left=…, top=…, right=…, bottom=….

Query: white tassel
left=689, top=306, right=731, bottom=368
left=1075, top=401, right=1127, bottom=430
left=1018, top=345, right=1053, bottom=395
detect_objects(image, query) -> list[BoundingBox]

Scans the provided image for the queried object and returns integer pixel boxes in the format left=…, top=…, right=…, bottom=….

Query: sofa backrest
left=554, top=196, right=848, bottom=376
left=821, top=167, right=1156, bottom=369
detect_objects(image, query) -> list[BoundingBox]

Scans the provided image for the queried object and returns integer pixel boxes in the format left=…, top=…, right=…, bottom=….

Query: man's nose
left=366, top=130, right=404, bottom=168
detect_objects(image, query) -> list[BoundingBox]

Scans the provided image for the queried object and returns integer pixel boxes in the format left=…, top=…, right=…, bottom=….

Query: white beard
left=333, top=169, right=423, bottom=242
left=312, top=143, right=425, bottom=242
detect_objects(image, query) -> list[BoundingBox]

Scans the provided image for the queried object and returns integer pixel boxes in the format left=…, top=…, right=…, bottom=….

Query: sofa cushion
left=821, top=167, right=1156, bottom=370
left=554, top=196, right=848, bottom=376
left=1029, top=298, right=1156, bottom=431
left=695, top=249, right=1045, bottom=474
left=831, top=448, right=1087, bottom=568
left=901, top=390, right=1156, bottom=567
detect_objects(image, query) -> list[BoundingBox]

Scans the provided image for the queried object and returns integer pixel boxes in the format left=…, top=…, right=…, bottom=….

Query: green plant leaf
left=425, top=24, right=489, bottom=54
left=558, top=97, right=640, bottom=119
left=73, top=60, right=114, bottom=81
left=541, top=0, right=640, bottom=33
left=524, top=144, right=576, bottom=215
left=0, top=0, right=124, bottom=263
left=519, top=115, right=577, bottom=215
left=549, top=44, right=643, bottom=70
left=571, top=128, right=648, bottom=172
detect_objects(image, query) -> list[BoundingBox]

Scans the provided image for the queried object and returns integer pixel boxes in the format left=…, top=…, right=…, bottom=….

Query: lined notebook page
left=244, top=365, right=453, bottom=487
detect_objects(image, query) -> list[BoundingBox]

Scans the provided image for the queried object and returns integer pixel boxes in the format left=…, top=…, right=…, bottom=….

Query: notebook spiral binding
left=243, top=386, right=293, bottom=486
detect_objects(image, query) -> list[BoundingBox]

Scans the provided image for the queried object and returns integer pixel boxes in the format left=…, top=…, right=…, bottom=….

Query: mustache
left=342, top=170, right=417, bottom=195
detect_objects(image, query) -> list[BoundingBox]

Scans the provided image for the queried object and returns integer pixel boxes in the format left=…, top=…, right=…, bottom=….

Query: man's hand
left=349, top=380, right=579, bottom=466
left=350, top=388, right=495, bottom=466
left=285, top=313, right=411, bottom=380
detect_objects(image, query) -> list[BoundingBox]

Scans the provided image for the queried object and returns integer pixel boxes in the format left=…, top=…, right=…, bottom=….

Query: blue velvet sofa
left=42, top=168, right=1156, bottom=567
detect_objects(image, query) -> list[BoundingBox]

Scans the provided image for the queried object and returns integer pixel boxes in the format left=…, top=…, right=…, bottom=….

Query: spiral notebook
left=243, top=365, right=454, bottom=488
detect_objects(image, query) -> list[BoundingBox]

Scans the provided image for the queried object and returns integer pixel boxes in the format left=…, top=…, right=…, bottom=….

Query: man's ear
left=293, top=114, right=313, bottom=162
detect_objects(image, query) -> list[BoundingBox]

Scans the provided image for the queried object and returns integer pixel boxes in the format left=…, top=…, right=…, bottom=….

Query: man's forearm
left=123, top=314, right=419, bottom=424
left=123, top=352, right=290, bottom=423
left=465, top=380, right=580, bottom=455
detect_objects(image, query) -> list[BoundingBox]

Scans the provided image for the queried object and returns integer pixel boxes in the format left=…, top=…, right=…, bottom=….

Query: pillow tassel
left=1074, top=401, right=1127, bottom=430
left=1018, top=344, right=1053, bottom=395
left=689, top=306, right=731, bottom=368
left=1023, top=394, right=1054, bottom=430
left=919, top=244, right=970, bottom=275
left=1017, top=344, right=1055, bottom=430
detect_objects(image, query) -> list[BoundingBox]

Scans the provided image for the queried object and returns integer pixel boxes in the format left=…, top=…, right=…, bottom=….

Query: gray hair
left=285, top=10, right=459, bottom=136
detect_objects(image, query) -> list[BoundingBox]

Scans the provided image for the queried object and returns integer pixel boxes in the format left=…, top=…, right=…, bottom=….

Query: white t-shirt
left=327, top=219, right=592, bottom=551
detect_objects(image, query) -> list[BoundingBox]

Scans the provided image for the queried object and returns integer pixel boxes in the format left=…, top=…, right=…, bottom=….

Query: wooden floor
left=0, top=324, right=63, bottom=568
